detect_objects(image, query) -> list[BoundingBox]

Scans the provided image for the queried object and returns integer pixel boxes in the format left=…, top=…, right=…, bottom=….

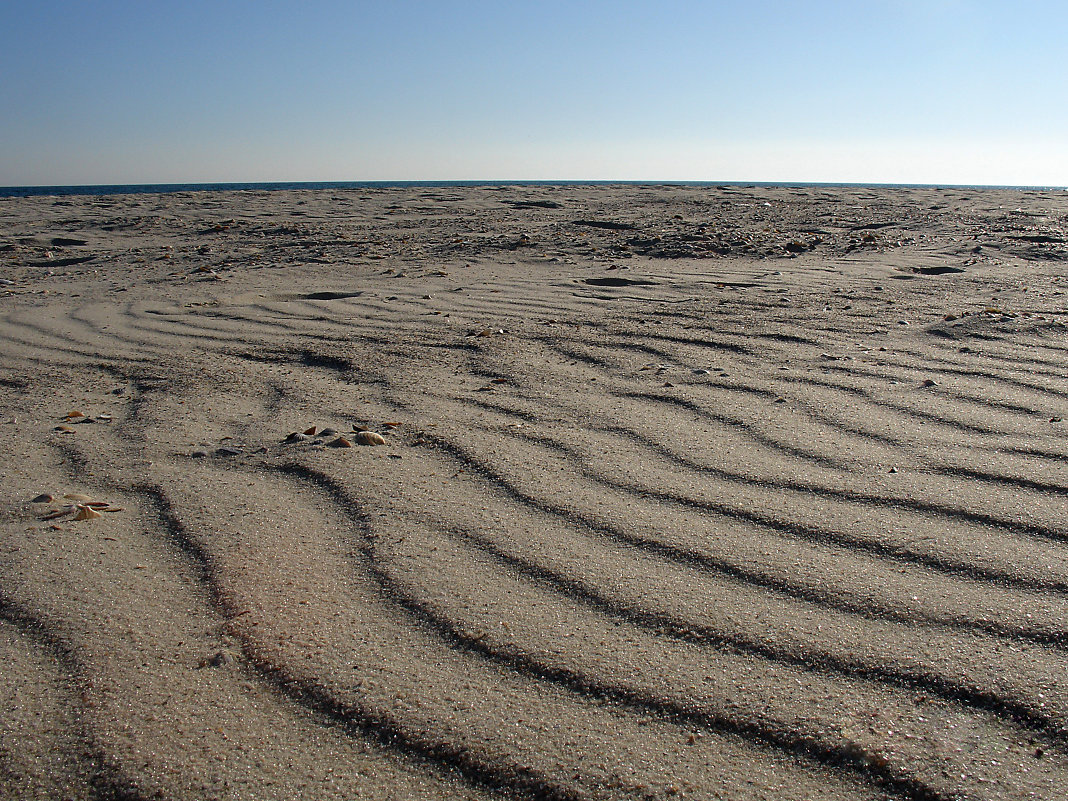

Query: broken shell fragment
left=74, top=504, right=103, bottom=521
left=66, top=410, right=86, bottom=419
left=303, top=426, right=317, bottom=435
left=353, top=431, right=387, bottom=446
left=327, top=436, right=354, bottom=448
left=41, top=508, right=74, bottom=520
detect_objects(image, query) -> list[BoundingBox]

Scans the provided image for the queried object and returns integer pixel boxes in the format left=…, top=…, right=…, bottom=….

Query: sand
left=1, top=183, right=1067, bottom=800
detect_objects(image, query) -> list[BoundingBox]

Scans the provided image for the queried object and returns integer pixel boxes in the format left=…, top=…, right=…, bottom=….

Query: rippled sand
left=2, top=185, right=1068, bottom=800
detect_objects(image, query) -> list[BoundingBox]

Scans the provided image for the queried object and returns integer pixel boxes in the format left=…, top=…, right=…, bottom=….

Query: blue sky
left=2, top=0, right=1066, bottom=185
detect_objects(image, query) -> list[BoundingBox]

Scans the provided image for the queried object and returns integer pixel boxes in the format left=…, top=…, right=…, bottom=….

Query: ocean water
left=0, top=180, right=1065, bottom=199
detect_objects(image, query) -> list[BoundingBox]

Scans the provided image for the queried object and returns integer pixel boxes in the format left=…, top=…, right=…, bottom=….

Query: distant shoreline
left=2, top=179, right=1067, bottom=199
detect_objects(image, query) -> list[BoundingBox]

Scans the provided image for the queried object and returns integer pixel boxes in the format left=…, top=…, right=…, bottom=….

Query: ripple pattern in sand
left=3, top=262, right=1068, bottom=800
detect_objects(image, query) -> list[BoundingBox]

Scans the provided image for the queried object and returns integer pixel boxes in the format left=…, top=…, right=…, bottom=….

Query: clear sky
left=2, top=0, right=1066, bottom=186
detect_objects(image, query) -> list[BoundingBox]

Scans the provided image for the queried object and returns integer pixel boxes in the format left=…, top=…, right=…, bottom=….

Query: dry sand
left=1, top=184, right=1068, bottom=800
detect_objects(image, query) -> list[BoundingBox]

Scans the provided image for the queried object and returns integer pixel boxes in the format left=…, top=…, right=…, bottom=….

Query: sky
left=1, top=0, right=1066, bottom=186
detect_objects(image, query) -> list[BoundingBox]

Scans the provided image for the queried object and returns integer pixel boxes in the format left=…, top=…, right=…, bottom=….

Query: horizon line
left=3, top=178, right=1067, bottom=199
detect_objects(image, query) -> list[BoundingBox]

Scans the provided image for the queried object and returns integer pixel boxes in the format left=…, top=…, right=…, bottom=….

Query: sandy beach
left=2, top=183, right=1068, bottom=800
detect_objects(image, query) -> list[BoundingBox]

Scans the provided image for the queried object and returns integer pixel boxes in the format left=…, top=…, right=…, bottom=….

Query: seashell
left=66, top=410, right=86, bottom=419
left=74, top=505, right=102, bottom=521
left=31, top=493, right=54, bottom=503
left=54, top=425, right=76, bottom=433
left=215, top=446, right=243, bottom=457
left=64, top=493, right=93, bottom=502
left=353, top=431, right=386, bottom=446
left=303, top=426, right=317, bottom=435
left=190, top=448, right=210, bottom=458
left=285, top=432, right=309, bottom=443
left=327, top=436, right=354, bottom=448
left=382, top=421, right=402, bottom=428
left=319, top=427, right=338, bottom=437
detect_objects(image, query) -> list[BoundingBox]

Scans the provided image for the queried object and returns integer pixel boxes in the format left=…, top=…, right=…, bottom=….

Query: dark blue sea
left=1, top=180, right=1065, bottom=198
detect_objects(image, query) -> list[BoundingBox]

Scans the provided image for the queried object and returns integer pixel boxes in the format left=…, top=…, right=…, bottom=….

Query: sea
left=1, top=180, right=1065, bottom=199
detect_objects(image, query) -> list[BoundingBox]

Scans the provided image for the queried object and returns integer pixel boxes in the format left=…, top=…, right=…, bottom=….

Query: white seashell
left=354, top=431, right=386, bottom=446
left=74, top=505, right=102, bottom=520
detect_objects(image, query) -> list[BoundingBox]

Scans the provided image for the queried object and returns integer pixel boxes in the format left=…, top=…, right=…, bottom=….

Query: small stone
left=199, top=651, right=234, bottom=668
left=888, top=467, right=898, bottom=474
left=31, top=493, right=54, bottom=504
left=354, top=431, right=387, bottom=446
left=190, top=449, right=210, bottom=458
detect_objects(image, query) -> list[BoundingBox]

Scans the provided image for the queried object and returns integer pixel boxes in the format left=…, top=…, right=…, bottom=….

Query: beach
left=2, top=183, right=1068, bottom=800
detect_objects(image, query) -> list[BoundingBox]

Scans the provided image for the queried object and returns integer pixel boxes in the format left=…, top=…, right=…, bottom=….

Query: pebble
left=199, top=651, right=234, bottom=668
